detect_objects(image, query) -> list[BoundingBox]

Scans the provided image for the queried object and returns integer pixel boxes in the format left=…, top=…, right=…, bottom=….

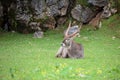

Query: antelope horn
left=65, top=20, right=71, bottom=36
left=69, top=23, right=83, bottom=38
left=67, top=22, right=83, bottom=38
left=68, top=30, right=78, bottom=38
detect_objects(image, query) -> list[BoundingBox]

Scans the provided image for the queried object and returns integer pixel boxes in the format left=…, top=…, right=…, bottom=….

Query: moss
left=32, top=15, right=49, bottom=23
left=114, top=0, right=120, bottom=14
left=76, top=0, right=88, bottom=6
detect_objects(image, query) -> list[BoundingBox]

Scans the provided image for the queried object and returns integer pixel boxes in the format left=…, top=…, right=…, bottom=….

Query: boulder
left=58, top=0, right=69, bottom=16
left=15, top=0, right=31, bottom=25
left=0, top=1, right=3, bottom=17
left=30, top=0, right=69, bottom=31
left=48, top=5, right=60, bottom=16
left=42, top=16, right=56, bottom=30
left=88, top=0, right=109, bottom=7
left=57, top=16, right=67, bottom=25
left=0, top=0, right=71, bottom=33
left=71, top=5, right=95, bottom=23
left=0, top=1, right=3, bottom=28
left=46, top=0, right=58, bottom=6
left=101, top=3, right=117, bottom=18
left=71, top=5, right=82, bottom=21
left=31, top=0, right=46, bottom=19
left=29, top=22, right=41, bottom=31
left=12, top=0, right=32, bottom=33
left=33, top=30, right=44, bottom=38
left=46, top=0, right=69, bottom=17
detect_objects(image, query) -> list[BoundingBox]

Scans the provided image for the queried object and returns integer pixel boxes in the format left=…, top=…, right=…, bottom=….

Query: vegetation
left=76, top=0, right=88, bottom=6
left=0, top=14, right=120, bottom=80
left=114, top=0, right=120, bottom=13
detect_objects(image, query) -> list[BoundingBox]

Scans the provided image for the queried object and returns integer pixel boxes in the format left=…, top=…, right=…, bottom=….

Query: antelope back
left=68, top=41, right=84, bottom=58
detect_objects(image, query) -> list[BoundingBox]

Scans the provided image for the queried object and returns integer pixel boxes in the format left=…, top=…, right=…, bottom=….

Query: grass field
left=0, top=15, right=120, bottom=80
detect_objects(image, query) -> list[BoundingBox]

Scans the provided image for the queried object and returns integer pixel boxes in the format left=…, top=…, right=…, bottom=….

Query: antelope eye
left=65, top=40, right=68, bottom=42
left=65, top=39, right=70, bottom=42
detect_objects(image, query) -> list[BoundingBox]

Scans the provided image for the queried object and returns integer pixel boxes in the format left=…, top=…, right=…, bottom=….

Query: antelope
left=56, top=21, right=84, bottom=59
left=89, top=11, right=103, bottom=30
left=102, top=2, right=117, bottom=18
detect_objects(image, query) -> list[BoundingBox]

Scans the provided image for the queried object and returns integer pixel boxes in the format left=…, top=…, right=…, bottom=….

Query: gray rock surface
left=88, top=0, right=108, bottom=7
left=0, top=2, right=3, bottom=28
left=71, top=5, right=95, bottom=23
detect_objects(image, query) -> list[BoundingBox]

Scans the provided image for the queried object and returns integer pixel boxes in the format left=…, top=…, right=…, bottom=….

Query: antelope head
left=61, top=21, right=81, bottom=48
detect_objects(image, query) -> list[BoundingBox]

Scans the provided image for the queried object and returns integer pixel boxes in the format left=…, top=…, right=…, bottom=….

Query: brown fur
left=56, top=21, right=84, bottom=59
left=89, top=12, right=102, bottom=30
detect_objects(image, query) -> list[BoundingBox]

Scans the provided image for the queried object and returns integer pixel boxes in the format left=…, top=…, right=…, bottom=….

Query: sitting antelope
left=89, top=11, right=102, bottom=30
left=56, top=21, right=84, bottom=59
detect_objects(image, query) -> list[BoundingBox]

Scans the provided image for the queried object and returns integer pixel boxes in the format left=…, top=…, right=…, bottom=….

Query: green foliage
left=0, top=14, right=120, bottom=80
left=113, top=0, right=120, bottom=13
left=76, top=0, right=89, bottom=6
left=31, top=14, right=50, bottom=23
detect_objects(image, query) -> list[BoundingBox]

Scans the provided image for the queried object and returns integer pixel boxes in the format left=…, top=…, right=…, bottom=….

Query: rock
left=33, top=30, right=44, bottom=38
left=81, top=7, right=95, bottom=23
left=111, top=8, right=117, bottom=14
left=46, top=0, right=69, bottom=16
left=46, top=0, right=58, bottom=6
left=0, top=1, right=3, bottom=17
left=13, top=3, right=33, bottom=33
left=71, top=5, right=95, bottom=23
left=49, top=5, right=60, bottom=16
left=16, top=20, right=29, bottom=33
left=46, top=0, right=60, bottom=16
left=31, top=0, right=46, bottom=19
left=31, top=0, right=69, bottom=31
left=71, top=5, right=82, bottom=21
left=42, top=16, right=56, bottom=29
left=15, top=0, right=31, bottom=24
left=101, top=3, right=117, bottom=18
left=8, top=0, right=32, bottom=34
left=29, top=22, right=41, bottom=31
left=0, top=1, right=3, bottom=28
left=0, top=0, right=71, bottom=32
left=88, top=0, right=109, bottom=7
left=57, top=16, right=67, bottom=25
left=58, top=0, right=69, bottom=16
left=7, top=1, right=17, bottom=31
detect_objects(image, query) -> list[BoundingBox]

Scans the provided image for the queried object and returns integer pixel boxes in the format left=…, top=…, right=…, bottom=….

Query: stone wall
left=0, top=0, right=115, bottom=33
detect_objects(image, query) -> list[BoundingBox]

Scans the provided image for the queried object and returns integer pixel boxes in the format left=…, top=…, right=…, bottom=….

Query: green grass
left=0, top=15, right=120, bottom=80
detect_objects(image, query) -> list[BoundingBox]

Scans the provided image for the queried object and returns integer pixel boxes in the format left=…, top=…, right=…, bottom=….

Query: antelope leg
left=56, top=46, right=63, bottom=57
left=62, top=48, right=68, bottom=58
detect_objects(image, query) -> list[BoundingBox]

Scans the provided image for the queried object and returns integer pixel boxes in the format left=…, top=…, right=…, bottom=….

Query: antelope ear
left=65, top=20, right=72, bottom=36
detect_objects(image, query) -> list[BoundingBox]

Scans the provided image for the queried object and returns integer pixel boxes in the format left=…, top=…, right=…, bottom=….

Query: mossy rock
left=76, top=0, right=88, bottom=6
